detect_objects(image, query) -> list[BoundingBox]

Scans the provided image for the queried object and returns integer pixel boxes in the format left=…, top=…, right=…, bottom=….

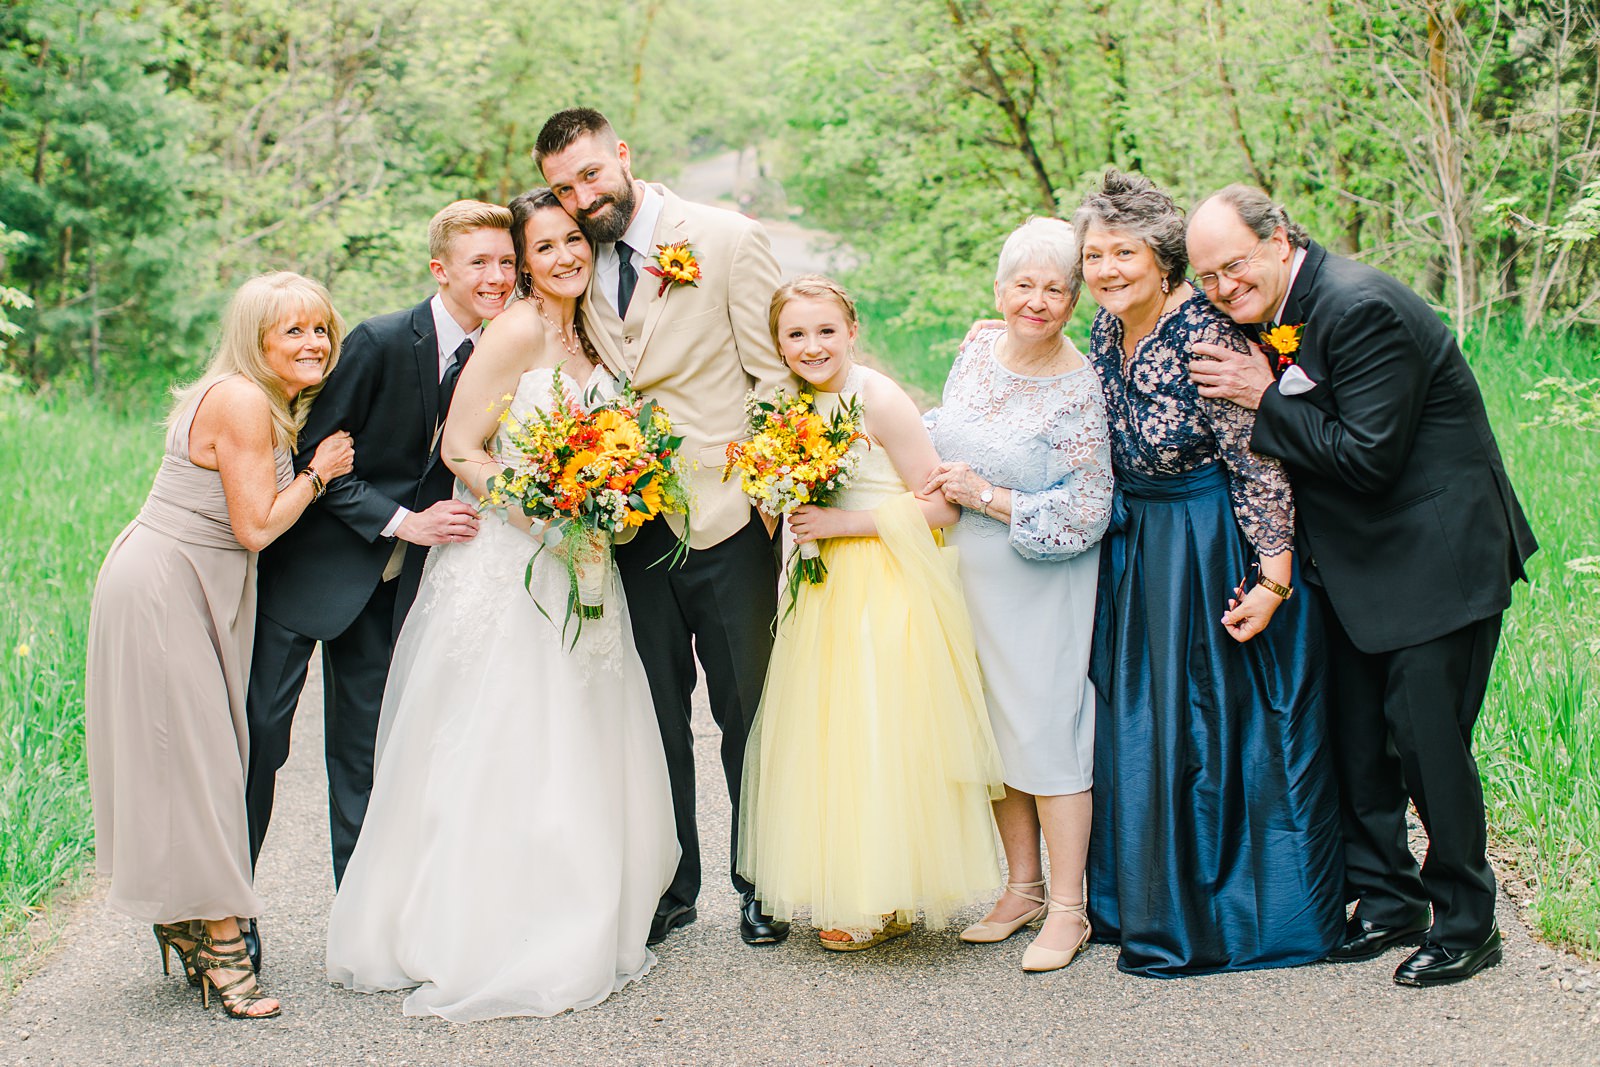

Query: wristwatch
left=978, top=486, right=994, bottom=516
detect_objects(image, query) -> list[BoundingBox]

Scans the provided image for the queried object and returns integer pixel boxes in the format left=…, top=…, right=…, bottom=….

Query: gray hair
left=995, top=216, right=1082, bottom=300
left=1198, top=184, right=1311, bottom=248
left=1070, top=170, right=1187, bottom=290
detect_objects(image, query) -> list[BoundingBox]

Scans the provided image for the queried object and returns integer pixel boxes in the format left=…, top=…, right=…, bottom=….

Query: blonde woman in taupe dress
left=86, top=272, right=353, bottom=1019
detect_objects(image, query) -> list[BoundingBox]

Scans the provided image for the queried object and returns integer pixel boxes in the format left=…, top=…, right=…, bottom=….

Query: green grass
left=864, top=304, right=1600, bottom=958
left=1470, top=325, right=1600, bottom=956
left=0, top=394, right=163, bottom=964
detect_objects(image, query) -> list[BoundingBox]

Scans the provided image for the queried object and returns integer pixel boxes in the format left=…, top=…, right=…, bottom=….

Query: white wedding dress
left=325, top=365, right=677, bottom=1021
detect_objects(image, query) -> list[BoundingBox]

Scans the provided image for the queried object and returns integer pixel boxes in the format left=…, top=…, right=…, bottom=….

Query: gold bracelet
left=1255, top=573, right=1293, bottom=599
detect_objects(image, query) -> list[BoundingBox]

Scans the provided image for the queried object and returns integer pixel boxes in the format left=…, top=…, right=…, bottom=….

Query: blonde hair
left=428, top=199, right=515, bottom=262
left=170, top=272, right=344, bottom=451
left=768, top=274, right=859, bottom=346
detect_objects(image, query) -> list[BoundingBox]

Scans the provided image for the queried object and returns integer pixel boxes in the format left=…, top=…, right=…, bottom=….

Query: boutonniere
left=1260, top=323, right=1303, bottom=372
left=644, top=240, right=702, bottom=297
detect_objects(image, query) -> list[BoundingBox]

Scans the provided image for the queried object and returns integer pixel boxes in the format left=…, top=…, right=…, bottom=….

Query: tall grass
left=862, top=304, right=1600, bottom=957
left=0, top=395, right=162, bottom=956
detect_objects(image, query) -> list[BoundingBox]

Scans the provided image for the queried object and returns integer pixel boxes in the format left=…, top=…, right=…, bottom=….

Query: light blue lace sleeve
left=1008, top=375, right=1115, bottom=561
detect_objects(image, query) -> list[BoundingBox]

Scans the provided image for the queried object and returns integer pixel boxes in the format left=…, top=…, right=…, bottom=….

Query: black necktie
left=616, top=241, right=638, bottom=317
left=438, top=336, right=473, bottom=418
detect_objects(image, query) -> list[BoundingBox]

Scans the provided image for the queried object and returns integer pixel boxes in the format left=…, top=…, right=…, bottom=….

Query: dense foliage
left=2, top=1, right=1599, bottom=389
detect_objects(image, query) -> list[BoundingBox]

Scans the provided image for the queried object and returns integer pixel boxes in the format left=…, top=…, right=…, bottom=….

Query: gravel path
left=1, top=658, right=1598, bottom=1066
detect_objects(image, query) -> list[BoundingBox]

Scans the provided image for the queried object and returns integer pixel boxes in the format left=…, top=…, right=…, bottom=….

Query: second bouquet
left=484, top=372, right=691, bottom=636
left=723, top=387, right=867, bottom=607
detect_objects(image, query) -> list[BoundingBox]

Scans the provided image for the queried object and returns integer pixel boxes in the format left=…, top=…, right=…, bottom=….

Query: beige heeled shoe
left=959, top=879, right=1047, bottom=944
left=1020, top=897, right=1091, bottom=973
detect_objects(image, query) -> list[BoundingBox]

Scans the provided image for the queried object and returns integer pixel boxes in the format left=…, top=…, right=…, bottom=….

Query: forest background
left=0, top=0, right=1597, bottom=971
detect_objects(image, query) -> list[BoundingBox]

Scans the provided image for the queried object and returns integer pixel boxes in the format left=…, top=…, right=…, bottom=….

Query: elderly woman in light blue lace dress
left=924, top=217, right=1113, bottom=973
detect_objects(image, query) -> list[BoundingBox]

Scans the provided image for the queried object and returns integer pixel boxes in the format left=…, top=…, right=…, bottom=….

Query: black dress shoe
left=242, top=917, right=262, bottom=973
left=1325, top=911, right=1430, bottom=962
left=647, top=902, right=697, bottom=946
left=738, top=892, right=791, bottom=945
left=1394, top=926, right=1503, bottom=987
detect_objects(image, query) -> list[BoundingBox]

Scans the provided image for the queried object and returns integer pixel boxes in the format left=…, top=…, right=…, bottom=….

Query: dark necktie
left=616, top=241, right=639, bottom=317
left=438, top=336, right=473, bottom=418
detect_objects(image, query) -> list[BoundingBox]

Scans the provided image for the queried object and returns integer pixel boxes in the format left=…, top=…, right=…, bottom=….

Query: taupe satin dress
left=86, top=377, right=291, bottom=923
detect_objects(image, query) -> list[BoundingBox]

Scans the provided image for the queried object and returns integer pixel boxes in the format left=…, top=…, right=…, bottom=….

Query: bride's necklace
left=534, top=293, right=588, bottom=364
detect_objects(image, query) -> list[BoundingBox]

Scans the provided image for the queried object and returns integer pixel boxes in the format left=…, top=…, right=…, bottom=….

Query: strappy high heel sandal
left=195, top=933, right=281, bottom=1019
left=152, top=923, right=200, bottom=987
left=958, top=879, right=1048, bottom=944
left=1020, top=897, right=1091, bottom=973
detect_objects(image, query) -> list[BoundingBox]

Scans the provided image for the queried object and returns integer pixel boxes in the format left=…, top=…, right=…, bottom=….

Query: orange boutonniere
left=644, top=240, right=701, bottom=297
left=1260, top=323, right=1303, bottom=372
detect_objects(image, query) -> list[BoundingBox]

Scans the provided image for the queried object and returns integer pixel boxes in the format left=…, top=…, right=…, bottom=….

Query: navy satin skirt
left=1086, top=463, right=1343, bottom=977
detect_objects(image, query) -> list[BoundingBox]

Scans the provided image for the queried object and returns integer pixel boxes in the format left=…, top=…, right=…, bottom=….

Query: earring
left=1160, top=277, right=1170, bottom=295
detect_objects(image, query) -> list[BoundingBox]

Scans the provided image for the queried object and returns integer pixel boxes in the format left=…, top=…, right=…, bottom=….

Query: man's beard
left=575, top=178, right=637, bottom=245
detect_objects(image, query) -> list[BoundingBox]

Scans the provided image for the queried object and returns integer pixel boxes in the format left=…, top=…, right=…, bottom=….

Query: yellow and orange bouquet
left=723, top=387, right=866, bottom=602
left=485, top=373, right=690, bottom=633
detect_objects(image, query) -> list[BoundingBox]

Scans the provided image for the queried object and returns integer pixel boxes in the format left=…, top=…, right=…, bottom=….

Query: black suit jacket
left=257, top=298, right=453, bottom=641
left=1250, top=242, right=1537, bottom=653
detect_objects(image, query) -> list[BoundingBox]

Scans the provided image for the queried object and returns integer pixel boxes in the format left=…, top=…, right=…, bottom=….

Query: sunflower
left=1260, top=323, right=1302, bottom=356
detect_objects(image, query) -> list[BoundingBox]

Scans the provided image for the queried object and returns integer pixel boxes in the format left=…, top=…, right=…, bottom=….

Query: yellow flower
left=653, top=241, right=701, bottom=286
left=1261, top=323, right=1302, bottom=356
left=624, top=480, right=666, bottom=526
left=14, top=642, right=29, bottom=658
left=594, top=409, right=644, bottom=453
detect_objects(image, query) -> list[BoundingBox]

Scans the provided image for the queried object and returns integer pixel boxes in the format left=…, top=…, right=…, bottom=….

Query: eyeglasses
left=1196, top=239, right=1268, bottom=291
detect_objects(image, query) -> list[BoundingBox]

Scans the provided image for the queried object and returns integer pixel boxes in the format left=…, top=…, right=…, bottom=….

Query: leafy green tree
left=0, top=0, right=200, bottom=391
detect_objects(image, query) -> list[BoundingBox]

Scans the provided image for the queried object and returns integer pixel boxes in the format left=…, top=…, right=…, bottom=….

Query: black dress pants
left=616, top=510, right=778, bottom=909
left=245, top=577, right=400, bottom=886
left=1327, top=608, right=1503, bottom=949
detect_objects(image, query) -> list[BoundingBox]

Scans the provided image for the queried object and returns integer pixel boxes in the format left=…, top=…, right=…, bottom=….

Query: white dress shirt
left=379, top=295, right=484, bottom=537
left=593, top=183, right=665, bottom=315
left=1271, top=246, right=1308, bottom=326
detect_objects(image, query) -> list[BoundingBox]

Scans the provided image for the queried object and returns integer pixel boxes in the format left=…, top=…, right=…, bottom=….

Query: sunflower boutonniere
left=1260, top=323, right=1304, bottom=372
left=645, top=240, right=702, bottom=297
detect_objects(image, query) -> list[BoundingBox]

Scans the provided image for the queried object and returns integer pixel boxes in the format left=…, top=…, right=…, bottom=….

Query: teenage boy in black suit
left=1185, top=185, right=1537, bottom=987
left=244, top=201, right=516, bottom=961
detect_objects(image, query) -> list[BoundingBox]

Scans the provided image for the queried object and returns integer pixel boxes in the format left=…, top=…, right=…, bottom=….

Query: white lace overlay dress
left=927, top=329, right=1114, bottom=796
left=325, top=366, right=677, bottom=1021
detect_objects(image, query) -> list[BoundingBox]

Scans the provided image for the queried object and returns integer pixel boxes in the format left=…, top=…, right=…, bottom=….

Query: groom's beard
left=575, top=179, right=637, bottom=245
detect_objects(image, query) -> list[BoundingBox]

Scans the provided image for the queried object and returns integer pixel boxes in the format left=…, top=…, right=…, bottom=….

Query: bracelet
left=1254, top=573, right=1293, bottom=599
left=300, top=467, right=327, bottom=501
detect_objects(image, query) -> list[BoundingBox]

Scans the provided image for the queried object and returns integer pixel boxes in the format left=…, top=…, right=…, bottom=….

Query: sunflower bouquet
left=722, top=387, right=867, bottom=605
left=484, top=372, right=690, bottom=636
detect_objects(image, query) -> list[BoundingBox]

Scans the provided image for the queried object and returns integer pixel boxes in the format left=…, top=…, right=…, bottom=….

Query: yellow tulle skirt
left=737, top=493, right=1004, bottom=933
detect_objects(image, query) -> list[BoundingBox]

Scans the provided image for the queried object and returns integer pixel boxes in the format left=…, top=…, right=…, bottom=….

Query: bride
left=325, top=189, right=676, bottom=1021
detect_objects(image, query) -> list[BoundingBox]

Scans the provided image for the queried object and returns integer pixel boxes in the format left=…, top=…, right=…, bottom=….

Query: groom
left=245, top=200, right=516, bottom=947
left=1185, top=185, right=1538, bottom=986
left=537, top=107, right=798, bottom=946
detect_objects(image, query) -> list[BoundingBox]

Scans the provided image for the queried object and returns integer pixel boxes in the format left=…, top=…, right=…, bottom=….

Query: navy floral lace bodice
left=1089, top=290, right=1293, bottom=555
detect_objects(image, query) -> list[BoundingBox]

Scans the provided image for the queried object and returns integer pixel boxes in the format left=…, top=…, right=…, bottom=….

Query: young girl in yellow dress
left=737, top=276, right=1004, bottom=950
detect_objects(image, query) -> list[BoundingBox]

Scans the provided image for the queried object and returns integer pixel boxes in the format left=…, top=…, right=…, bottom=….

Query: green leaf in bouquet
left=541, top=524, right=566, bottom=548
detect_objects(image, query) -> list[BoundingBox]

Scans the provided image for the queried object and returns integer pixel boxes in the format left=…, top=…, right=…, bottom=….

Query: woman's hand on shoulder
left=961, top=318, right=1006, bottom=348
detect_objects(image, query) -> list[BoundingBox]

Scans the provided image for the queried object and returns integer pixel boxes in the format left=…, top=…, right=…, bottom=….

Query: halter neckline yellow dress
left=738, top=365, right=1003, bottom=938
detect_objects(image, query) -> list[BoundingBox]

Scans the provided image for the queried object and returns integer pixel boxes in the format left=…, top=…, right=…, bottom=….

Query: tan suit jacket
left=584, top=184, right=797, bottom=549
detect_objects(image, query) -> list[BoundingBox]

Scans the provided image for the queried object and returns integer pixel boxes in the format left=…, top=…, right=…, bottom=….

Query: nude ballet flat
left=1020, top=897, right=1091, bottom=973
left=959, top=879, right=1047, bottom=944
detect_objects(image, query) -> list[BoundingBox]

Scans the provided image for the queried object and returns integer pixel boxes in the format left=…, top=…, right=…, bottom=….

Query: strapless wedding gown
left=325, top=366, right=677, bottom=1021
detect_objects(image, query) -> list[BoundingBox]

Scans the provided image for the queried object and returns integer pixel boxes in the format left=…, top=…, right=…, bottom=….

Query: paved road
left=1, top=662, right=1598, bottom=1066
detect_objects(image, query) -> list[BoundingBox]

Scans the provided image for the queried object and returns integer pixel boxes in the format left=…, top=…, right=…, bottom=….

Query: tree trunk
left=946, top=0, right=1058, bottom=212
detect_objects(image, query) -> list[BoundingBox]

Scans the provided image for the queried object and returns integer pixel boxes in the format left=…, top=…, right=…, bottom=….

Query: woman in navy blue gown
left=1074, top=171, right=1343, bottom=977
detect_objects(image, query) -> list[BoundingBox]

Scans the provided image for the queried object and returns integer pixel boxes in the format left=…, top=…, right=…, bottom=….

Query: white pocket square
left=1279, top=364, right=1318, bottom=396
